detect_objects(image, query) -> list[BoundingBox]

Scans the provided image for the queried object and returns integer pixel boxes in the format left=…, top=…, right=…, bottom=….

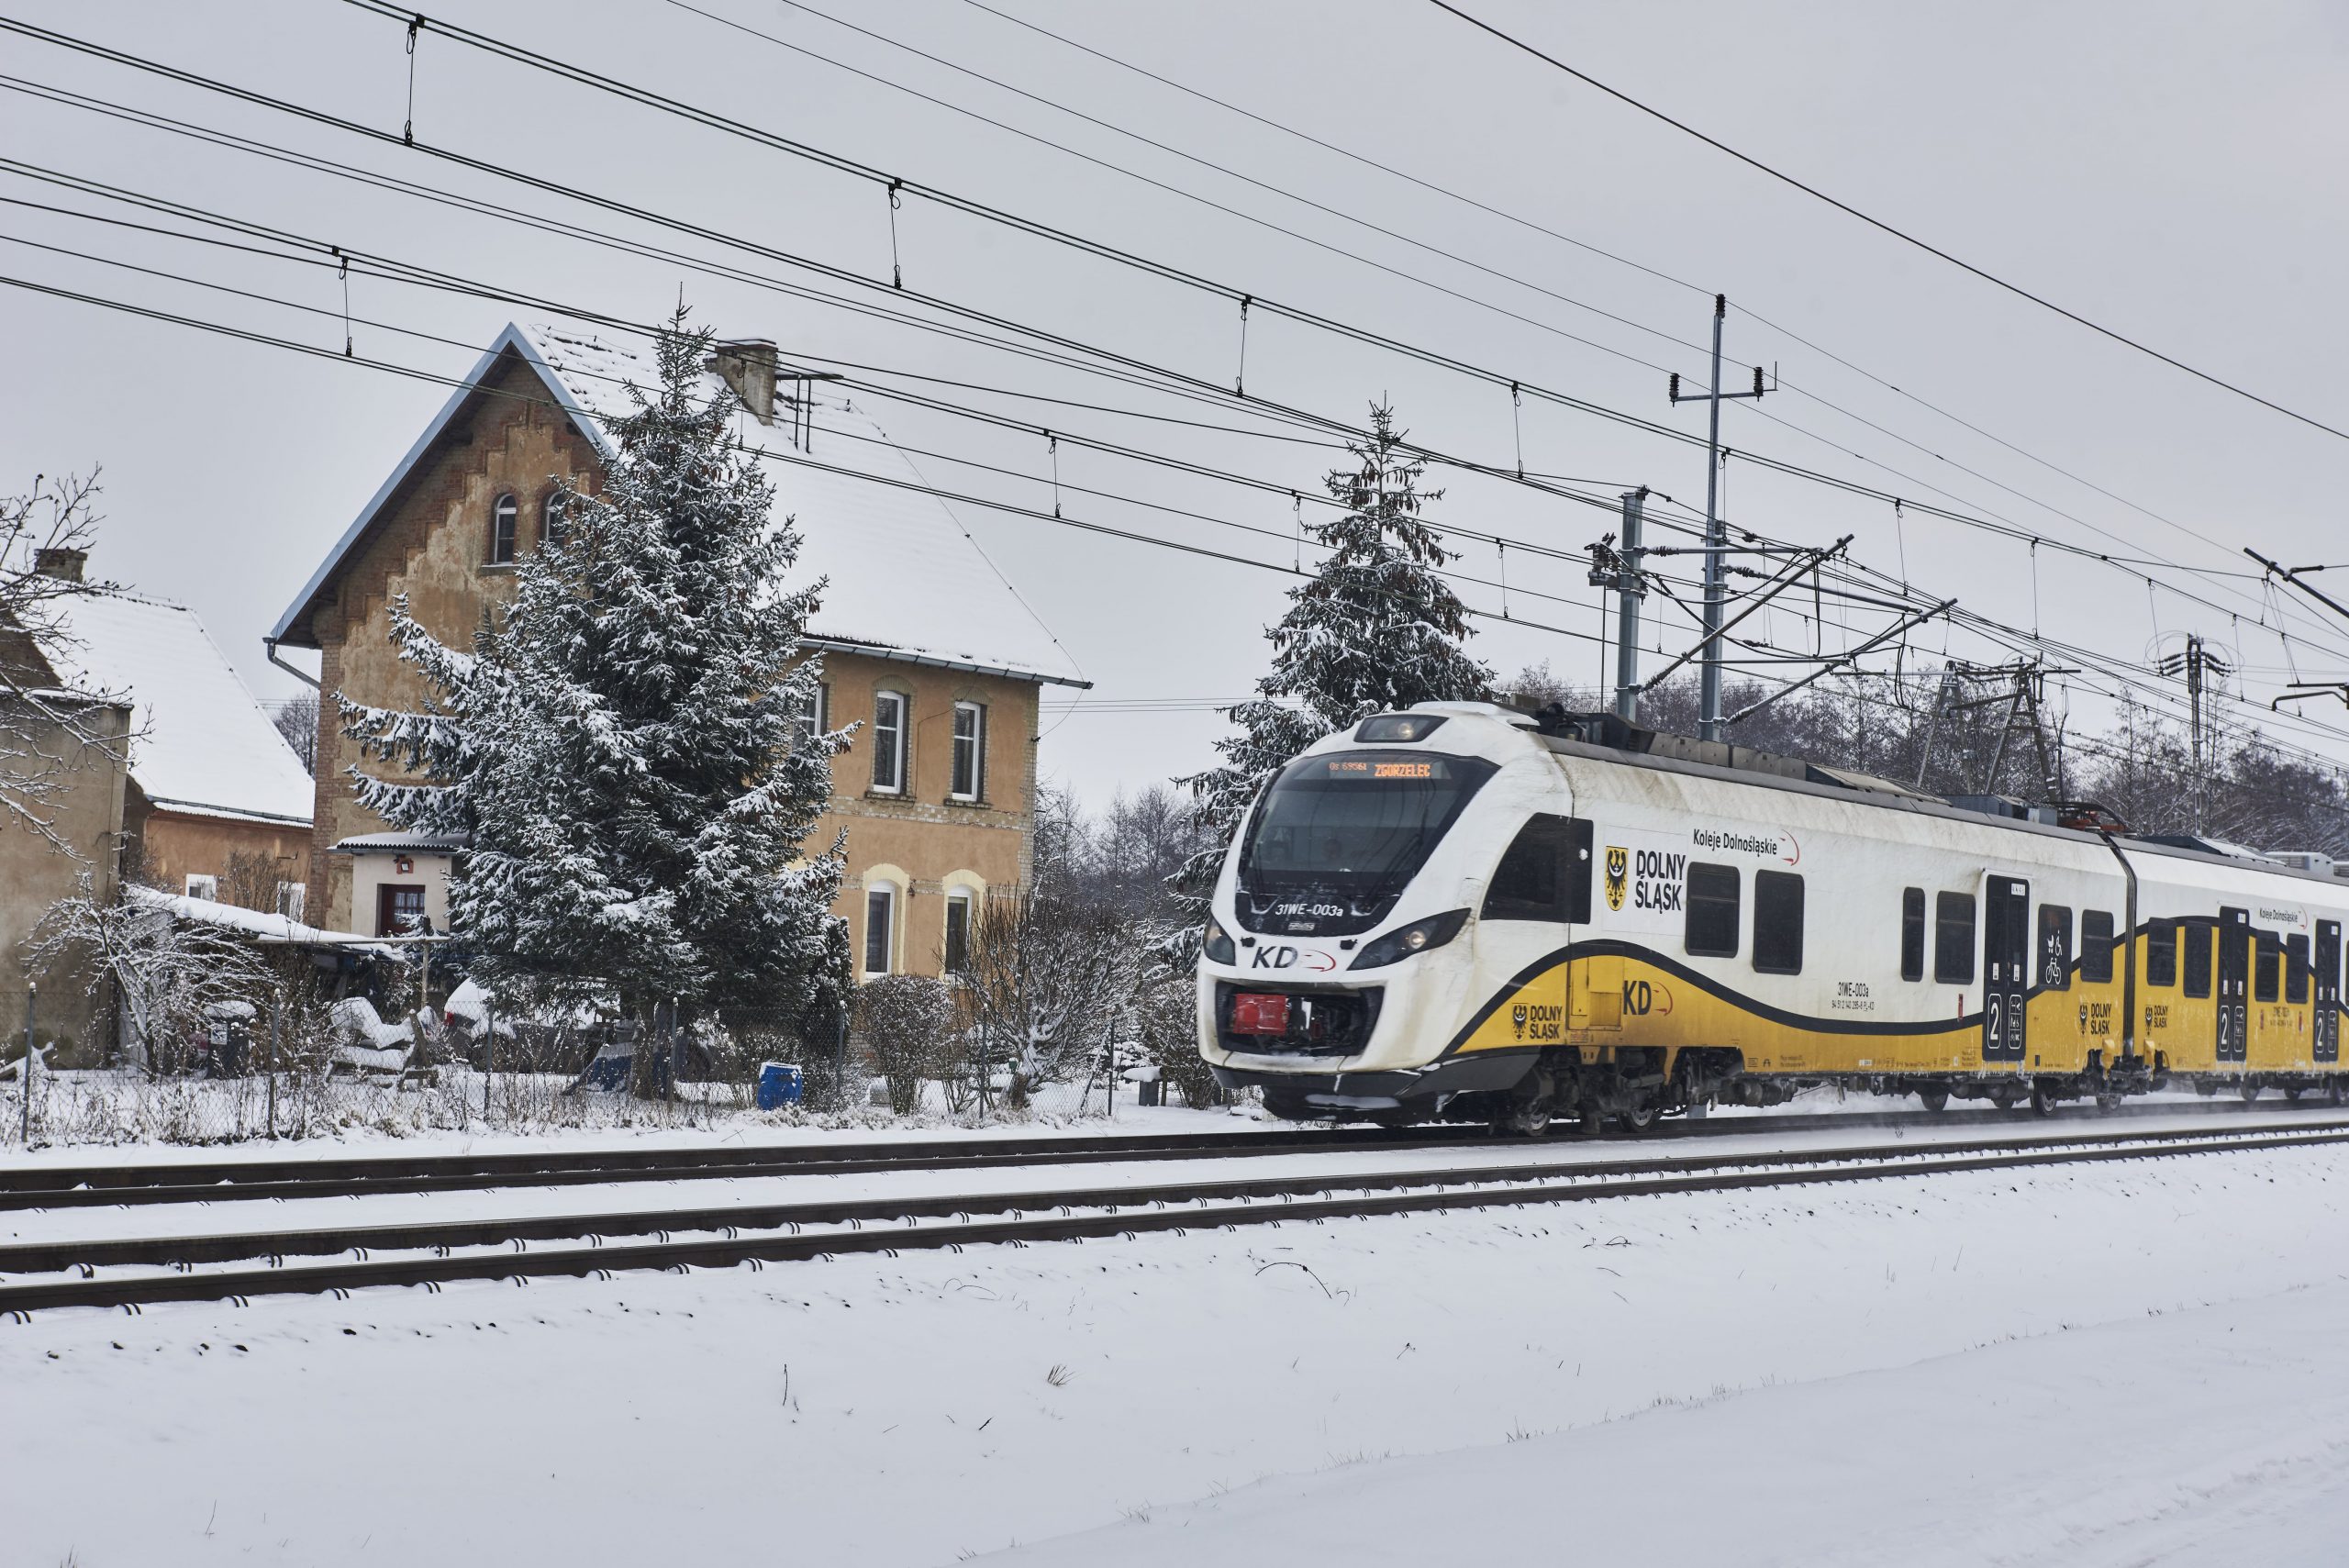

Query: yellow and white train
left=1197, top=702, right=2348, bottom=1131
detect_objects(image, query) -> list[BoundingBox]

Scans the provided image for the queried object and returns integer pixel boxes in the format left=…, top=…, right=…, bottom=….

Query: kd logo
left=1604, top=846, right=1629, bottom=911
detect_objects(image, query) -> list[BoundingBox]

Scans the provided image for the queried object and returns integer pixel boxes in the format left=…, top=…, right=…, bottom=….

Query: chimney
left=709, top=338, right=778, bottom=426
left=35, top=547, right=86, bottom=584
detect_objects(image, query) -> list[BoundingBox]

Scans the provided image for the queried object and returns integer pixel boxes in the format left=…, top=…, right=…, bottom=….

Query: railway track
left=6, top=1095, right=2328, bottom=1211
left=6, top=1117, right=2343, bottom=1318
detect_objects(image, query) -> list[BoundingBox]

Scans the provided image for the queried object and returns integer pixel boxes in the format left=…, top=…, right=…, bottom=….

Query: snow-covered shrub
left=855, top=974, right=954, bottom=1116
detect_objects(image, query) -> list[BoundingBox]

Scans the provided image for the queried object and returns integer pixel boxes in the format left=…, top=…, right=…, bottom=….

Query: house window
left=2038, top=904, right=2073, bottom=992
left=541, top=490, right=570, bottom=547
left=2081, top=910, right=2115, bottom=984
left=184, top=873, right=218, bottom=901
left=944, top=888, right=973, bottom=974
left=377, top=884, right=427, bottom=938
left=793, top=680, right=829, bottom=740
left=1753, top=870, right=1803, bottom=975
left=950, top=701, right=986, bottom=801
left=1899, top=887, right=1925, bottom=982
left=1933, top=892, right=1976, bottom=984
left=1684, top=862, right=1740, bottom=959
left=276, top=881, right=306, bottom=923
left=863, top=884, right=896, bottom=974
left=490, top=493, right=518, bottom=563
left=871, top=690, right=907, bottom=794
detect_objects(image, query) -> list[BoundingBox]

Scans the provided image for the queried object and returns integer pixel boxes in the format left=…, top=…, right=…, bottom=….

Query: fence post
left=484, top=994, right=495, bottom=1121
left=19, top=980, right=33, bottom=1145
left=268, top=992, right=281, bottom=1140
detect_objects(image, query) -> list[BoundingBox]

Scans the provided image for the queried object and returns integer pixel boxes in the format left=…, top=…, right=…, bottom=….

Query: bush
left=854, top=974, right=955, bottom=1115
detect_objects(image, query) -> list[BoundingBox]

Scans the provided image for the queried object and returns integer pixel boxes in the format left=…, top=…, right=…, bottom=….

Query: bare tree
left=0, top=472, right=126, bottom=851
left=270, top=692, right=318, bottom=774
left=957, top=890, right=1137, bottom=1108
left=32, top=881, right=273, bottom=1075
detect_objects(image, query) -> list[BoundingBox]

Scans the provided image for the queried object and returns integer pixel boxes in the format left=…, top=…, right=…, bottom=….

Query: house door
left=1982, top=876, right=2030, bottom=1063
left=2316, top=920, right=2340, bottom=1065
left=376, top=884, right=427, bottom=938
left=2215, top=907, right=2250, bottom=1064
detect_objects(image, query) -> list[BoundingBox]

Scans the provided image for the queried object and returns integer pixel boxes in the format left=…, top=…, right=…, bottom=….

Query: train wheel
left=1615, top=1102, right=1664, bottom=1135
left=2029, top=1082, right=2058, bottom=1118
left=2241, top=1081, right=2262, bottom=1104
left=1490, top=1069, right=1553, bottom=1139
left=2284, top=1086, right=2306, bottom=1103
left=2096, top=1091, right=2122, bottom=1112
left=1990, top=1084, right=2021, bottom=1111
left=2326, top=1079, right=2345, bottom=1107
left=1915, top=1087, right=1950, bottom=1114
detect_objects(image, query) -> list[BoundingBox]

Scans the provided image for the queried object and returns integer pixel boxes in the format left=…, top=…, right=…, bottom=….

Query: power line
left=1426, top=0, right=2349, bottom=444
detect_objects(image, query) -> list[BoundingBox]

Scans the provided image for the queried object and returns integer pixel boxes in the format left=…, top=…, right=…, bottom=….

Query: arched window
left=489, top=493, right=518, bottom=564
left=541, top=489, right=570, bottom=547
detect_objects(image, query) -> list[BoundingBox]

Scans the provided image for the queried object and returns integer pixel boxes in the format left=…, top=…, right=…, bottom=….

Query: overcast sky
left=6, top=0, right=2348, bottom=809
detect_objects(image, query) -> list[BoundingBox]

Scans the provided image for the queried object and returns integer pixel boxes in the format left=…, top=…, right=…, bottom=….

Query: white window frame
left=863, top=884, right=896, bottom=974
left=184, top=873, right=218, bottom=901
left=490, top=493, right=518, bottom=563
left=275, top=881, right=306, bottom=923
left=871, top=690, right=908, bottom=795
left=943, top=887, right=974, bottom=974
left=950, top=701, right=986, bottom=802
left=540, top=489, right=569, bottom=547
left=795, top=680, right=829, bottom=738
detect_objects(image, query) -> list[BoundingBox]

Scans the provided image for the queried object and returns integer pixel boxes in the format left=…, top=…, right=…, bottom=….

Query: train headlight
left=1349, top=908, right=1470, bottom=970
left=1203, top=917, right=1238, bottom=965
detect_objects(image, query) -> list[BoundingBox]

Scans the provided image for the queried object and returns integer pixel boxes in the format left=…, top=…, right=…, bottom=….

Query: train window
left=1933, top=892, right=1976, bottom=985
left=1483, top=814, right=1593, bottom=923
left=1900, top=887, right=1925, bottom=982
left=2080, top=911, right=2115, bottom=984
left=2145, top=921, right=2176, bottom=988
left=2287, top=933, right=2310, bottom=1004
left=2255, top=938, right=2281, bottom=1003
left=2038, top=905, right=2073, bottom=992
left=1685, top=862, right=1741, bottom=959
left=2182, top=921, right=2212, bottom=999
left=1753, top=871, right=1804, bottom=974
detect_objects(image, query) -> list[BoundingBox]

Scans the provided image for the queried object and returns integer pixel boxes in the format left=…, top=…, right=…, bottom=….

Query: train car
left=1196, top=701, right=2349, bottom=1131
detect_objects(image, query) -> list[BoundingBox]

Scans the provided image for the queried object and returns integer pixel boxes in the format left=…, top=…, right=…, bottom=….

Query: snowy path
left=5, top=1141, right=2343, bottom=1565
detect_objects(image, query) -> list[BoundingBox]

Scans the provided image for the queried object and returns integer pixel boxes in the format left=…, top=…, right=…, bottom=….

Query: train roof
left=1387, top=702, right=2349, bottom=896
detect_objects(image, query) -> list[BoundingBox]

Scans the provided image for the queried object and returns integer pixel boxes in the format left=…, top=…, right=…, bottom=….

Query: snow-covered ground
left=6, top=1138, right=2345, bottom=1565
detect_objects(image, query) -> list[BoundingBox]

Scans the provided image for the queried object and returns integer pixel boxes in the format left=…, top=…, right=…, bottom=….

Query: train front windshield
left=1239, top=751, right=1497, bottom=906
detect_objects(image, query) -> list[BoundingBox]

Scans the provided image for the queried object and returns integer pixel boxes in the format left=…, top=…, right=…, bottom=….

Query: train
left=1195, top=701, right=2349, bottom=1132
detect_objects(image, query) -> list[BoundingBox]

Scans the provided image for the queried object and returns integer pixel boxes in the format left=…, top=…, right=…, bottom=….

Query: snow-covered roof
left=126, top=884, right=390, bottom=952
left=273, top=321, right=1087, bottom=688
left=331, top=831, right=465, bottom=854
left=43, top=592, right=314, bottom=827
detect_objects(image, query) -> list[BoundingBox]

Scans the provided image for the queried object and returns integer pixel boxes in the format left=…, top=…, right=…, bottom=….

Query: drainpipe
left=263, top=637, right=320, bottom=690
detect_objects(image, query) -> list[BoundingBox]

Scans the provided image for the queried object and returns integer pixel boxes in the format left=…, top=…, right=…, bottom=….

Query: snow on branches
left=342, top=310, right=852, bottom=1022
left=1174, top=403, right=1491, bottom=913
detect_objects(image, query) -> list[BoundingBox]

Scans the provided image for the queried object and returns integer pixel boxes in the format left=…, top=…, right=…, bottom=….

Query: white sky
left=5, top=0, right=2347, bottom=808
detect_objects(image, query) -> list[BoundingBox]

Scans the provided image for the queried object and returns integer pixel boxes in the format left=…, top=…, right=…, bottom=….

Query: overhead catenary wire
left=2, top=48, right=2331, bottom=664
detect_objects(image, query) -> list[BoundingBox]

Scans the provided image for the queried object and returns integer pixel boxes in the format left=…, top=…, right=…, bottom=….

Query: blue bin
left=756, top=1062, right=804, bottom=1110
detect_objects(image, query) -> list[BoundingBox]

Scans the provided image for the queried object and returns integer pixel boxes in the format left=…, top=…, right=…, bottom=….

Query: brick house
left=2, top=555, right=316, bottom=1060
left=268, top=322, right=1086, bottom=979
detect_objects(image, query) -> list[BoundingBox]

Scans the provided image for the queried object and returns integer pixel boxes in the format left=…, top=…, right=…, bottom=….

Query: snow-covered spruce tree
left=1173, top=404, right=1491, bottom=923
left=342, top=310, right=851, bottom=1034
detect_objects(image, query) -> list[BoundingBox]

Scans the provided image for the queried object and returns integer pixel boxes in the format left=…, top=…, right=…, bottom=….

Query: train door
left=2215, top=907, right=2250, bottom=1065
left=1982, top=876, right=2029, bottom=1064
left=2318, top=920, right=2341, bottom=1066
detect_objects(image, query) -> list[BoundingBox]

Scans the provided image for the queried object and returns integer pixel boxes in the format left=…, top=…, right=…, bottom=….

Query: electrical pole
left=1587, top=489, right=1650, bottom=722
left=1669, top=295, right=1768, bottom=740
left=2156, top=635, right=2231, bottom=833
